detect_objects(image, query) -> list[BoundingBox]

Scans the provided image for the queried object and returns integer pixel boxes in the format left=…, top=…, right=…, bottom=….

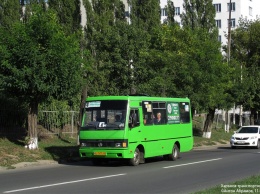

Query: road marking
left=163, top=158, right=222, bottom=169
left=4, top=173, right=126, bottom=193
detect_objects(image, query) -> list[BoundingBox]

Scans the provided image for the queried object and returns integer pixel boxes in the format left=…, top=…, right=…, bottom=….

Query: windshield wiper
left=81, top=122, right=98, bottom=130
left=107, top=123, right=124, bottom=130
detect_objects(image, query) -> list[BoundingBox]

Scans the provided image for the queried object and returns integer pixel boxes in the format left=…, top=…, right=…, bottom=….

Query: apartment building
left=160, top=0, right=260, bottom=45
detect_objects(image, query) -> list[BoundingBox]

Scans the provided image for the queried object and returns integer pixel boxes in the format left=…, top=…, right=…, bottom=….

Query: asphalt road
left=1, top=145, right=260, bottom=194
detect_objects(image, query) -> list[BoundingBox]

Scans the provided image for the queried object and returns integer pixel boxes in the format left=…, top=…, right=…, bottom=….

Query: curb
left=193, top=144, right=230, bottom=150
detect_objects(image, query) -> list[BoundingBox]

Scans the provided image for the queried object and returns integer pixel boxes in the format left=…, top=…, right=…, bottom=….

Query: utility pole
left=227, top=0, right=232, bottom=63
left=226, top=0, right=232, bottom=132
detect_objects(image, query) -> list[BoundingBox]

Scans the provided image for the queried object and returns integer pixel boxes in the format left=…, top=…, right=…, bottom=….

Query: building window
left=227, top=2, right=235, bottom=11
left=161, top=8, right=167, bottom=17
left=218, top=35, right=222, bottom=43
left=175, top=7, right=180, bottom=15
left=214, top=4, right=221, bottom=12
left=215, top=20, right=221, bottom=28
left=249, top=7, right=253, bottom=16
left=228, top=18, right=236, bottom=28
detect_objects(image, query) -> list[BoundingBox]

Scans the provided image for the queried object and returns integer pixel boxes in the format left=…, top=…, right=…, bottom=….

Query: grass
left=0, top=134, right=79, bottom=169
left=194, top=175, right=260, bottom=194
left=193, top=128, right=235, bottom=147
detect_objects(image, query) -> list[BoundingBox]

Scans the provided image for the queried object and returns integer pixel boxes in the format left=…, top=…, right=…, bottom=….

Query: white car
left=230, top=125, right=260, bottom=149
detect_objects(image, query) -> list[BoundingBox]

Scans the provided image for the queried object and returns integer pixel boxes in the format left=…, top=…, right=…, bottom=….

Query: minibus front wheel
left=129, top=148, right=140, bottom=166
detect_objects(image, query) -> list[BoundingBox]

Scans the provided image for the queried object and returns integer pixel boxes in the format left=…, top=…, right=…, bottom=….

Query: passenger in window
left=154, top=112, right=163, bottom=124
left=143, top=116, right=147, bottom=125
left=115, top=115, right=121, bottom=122
left=129, top=110, right=138, bottom=127
left=145, top=114, right=154, bottom=125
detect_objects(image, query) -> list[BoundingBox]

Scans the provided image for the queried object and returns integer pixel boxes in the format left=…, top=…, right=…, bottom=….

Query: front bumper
left=230, top=139, right=258, bottom=147
left=79, top=147, right=132, bottom=159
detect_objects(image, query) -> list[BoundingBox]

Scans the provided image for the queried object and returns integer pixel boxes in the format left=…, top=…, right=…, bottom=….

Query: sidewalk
left=193, top=143, right=230, bottom=150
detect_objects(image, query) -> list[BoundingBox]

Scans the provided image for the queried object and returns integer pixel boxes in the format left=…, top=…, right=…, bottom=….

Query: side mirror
left=128, top=116, right=133, bottom=128
left=129, top=116, right=132, bottom=124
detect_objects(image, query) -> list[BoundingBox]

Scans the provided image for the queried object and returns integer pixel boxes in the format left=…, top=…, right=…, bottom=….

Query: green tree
left=181, top=0, right=216, bottom=31
left=48, top=0, right=81, bottom=34
left=192, top=29, right=232, bottom=136
left=0, top=6, right=83, bottom=148
left=231, top=18, right=260, bottom=124
left=164, top=0, right=176, bottom=26
left=180, top=0, right=231, bottom=137
left=129, top=0, right=161, bottom=32
left=82, top=0, right=136, bottom=96
left=21, top=0, right=48, bottom=23
left=127, top=0, right=162, bottom=94
left=0, top=0, right=21, bottom=28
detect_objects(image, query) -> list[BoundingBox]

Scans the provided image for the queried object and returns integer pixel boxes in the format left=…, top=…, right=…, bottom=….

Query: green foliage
left=0, top=91, right=28, bottom=129
left=48, top=0, right=81, bottom=34
left=164, top=0, right=177, bottom=26
left=0, top=6, right=83, bottom=103
left=231, top=18, right=260, bottom=112
left=129, top=0, right=161, bottom=32
left=181, top=0, right=216, bottom=32
left=0, top=4, right=83, bottom=138
left=0, top=0, right=21, bottom=29
left=38, top=98, right=71, bottom=132
left=82, top=0, right=152, bottom=96
left=144, top=24, right=232, bottom=113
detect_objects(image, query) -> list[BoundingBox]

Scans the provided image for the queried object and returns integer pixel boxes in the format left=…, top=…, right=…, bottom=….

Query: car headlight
left=250, top=136, right=257, bottom=139
left=231, top=136, right=235, bottom=140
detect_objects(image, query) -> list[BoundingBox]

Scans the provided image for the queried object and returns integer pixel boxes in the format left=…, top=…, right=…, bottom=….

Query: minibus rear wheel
left=169, top=144, right=180, bottom=161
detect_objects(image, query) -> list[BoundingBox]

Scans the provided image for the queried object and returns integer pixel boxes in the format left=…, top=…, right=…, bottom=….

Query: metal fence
left=38, top=110, right=79, bottom=136
left=0, top=109, right=79, bottom=136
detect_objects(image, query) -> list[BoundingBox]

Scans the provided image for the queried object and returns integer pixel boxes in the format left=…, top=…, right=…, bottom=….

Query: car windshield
left=81, top=100, right=127, bottom=130
left=238, top=127, right=259, bottom=134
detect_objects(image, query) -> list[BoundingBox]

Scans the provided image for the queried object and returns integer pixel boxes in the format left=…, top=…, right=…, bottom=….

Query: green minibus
left=79, top=95, right=193, bottom=166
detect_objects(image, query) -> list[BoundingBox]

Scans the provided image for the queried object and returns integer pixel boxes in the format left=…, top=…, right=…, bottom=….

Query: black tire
left=168, top=144, right=180, bottom=161
left=129, top=148, right=140, bottom=166
left=231, top=145, right=236, bottom=149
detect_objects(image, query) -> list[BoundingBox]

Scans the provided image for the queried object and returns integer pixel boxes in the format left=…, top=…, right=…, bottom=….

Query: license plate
left=237, top=141, right=245, bottom=144
left=94, top=152, right=106, bottom=156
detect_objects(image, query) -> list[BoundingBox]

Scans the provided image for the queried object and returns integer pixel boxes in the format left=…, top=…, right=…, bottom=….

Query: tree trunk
left=250, top=108, right=256, bottom=125
left=26, top=100, right=39, bottom=150
left=77, top=84, right=88, bottom=144
left=202, top=108, right=215, bottom=139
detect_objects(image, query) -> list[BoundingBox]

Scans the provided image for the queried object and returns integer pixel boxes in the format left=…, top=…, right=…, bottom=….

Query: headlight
left=250, top=136, right=257, bottom=139
left=231, top=136, right=235, bottom=140
left=115, top=143, right=122, bottom=147
left=115, top=142, right=127, bottom=148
